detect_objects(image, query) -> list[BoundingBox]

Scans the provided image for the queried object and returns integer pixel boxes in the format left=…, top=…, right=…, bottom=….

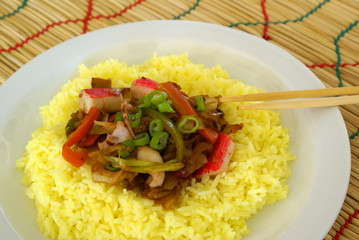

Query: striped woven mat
left=1, top=1, right=359, bottom=239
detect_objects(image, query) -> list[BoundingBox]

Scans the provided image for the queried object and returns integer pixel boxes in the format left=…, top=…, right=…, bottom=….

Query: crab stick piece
left=193, top=133, right=235, bottom=177
left=79, top=88, right=123, bottom=114
left=130, top=77, right=158, bottom=99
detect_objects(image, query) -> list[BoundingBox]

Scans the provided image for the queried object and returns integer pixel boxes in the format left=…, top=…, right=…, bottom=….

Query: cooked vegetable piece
left=177, top=116, right=200, bottom=134
left=143, top=109, right=185, bottom=163
left=130, top=77, right=158, bottom=99
left=193, top=133, right=235, bottom=177
left=137, top=95, right=152, bottom=108
left=134, top=132, right=150, bottom=146
left=177, top=141, right=213, bottom=177
left=149, top=118, right=163, bottom=136
left=128, top=108, right=142, bottom=128
left=195, top=96, right=206, bottom=111
left=156, top=100, right=176, bottom=113
left=120, top=161, right=184, bottom=174
left=91, top=78, right=112, bottom=88
left=119, top=158, right=159, bottom=167
left=119, top=139, right=135, bottom=158
left=62, top=143, right=89, bottom=168
left=90, top=121, right=117, bottom=135
left=67, top=107, right=101, bottom=146
left=105, top=161, right=121, bottom=172
left=156, top=82, right=218, bottom=143
left=114, top=112, right=123, bottom=122
left=91, top=162, right=137, bottom=185
left=79, top=88, right=123, bottom=114
left=65, top=117, right=80, bottom=136
left=150, top=131, right=169, bottom=151
left=148, top=90, right=168, bottom=105
left=156, top=82, right=196, bottom=116
left=79, top=134, right=100, bottom=147
left=62, top=107, right=100, bottom=167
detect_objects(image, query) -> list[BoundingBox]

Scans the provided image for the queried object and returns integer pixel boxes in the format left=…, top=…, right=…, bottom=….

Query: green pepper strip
left=149, top=118, right=163, bottom=137
left=129, top=108, right=142, bottom=128
left=150, top=131, right=169, bottom=151
left=195, top=96, right=206, bottom=111
left=114, top=112, right=123, bottom=122
left=177, top=116, right=201, bottom=134
left=134, top=132, right=150, bottom=146
left=122, top=161, right=184, bottom=174
left=143, top=109, right=184, bottom=163
left=148, top=90, right=168, bottom=105
left=120, top=139, right=135, bottom=158
left=105, top=161, right=122, bottom=172
left=156, top=100, right=175, bottom=113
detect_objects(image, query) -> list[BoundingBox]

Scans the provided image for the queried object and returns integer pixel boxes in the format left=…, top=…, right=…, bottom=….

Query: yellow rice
left=16, top=53, right=295, bottom=240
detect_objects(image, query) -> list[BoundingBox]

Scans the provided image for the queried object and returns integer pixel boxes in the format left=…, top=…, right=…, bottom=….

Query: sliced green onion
left=148, top=90, right=168, bottom=105
left=134, top=132, right=150, bottom=146
left=120, top=139, right=135, bottom=158
left=105, top=161, right=121, bottom=172
left=156, top=100, right=175, bottom=113
left=195, top=96, right=206, bottom=111
left=143, top=109, right=184, bottom=163
left=129, top=108, right=142, bottom=128
left=114, top=112, right=123, bottom=122
left=137, top=96, right=152, bottom=108
left=177, top=116, right=201, bottom=134
left=149, top=118, right=163, bottom=136
left=150, top=131, right=169, bottom=151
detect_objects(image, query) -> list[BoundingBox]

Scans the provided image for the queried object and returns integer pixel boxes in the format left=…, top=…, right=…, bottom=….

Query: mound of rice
left=16, top=54, right=295, bottom=240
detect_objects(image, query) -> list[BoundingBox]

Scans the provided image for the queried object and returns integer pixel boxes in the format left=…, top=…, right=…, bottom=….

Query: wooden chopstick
left=236, top=95, right=359, bottom=110
left=218, top=86, right=359, bottom=110
left=219, top=86, right=359, bottom=102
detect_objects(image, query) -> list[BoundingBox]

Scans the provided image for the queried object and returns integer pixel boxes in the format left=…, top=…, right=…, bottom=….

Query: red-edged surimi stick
left=193, top=133, right=235, bottom=177
left=130, top=77, right=158, bottom=99
left=79, top=88, right=123, bottom=114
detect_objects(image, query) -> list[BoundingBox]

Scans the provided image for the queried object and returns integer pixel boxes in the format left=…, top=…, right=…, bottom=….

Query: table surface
left=1, top=1, right=359, bottom=239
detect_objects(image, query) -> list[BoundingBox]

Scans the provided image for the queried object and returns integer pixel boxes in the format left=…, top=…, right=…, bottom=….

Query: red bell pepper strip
left=79, top=134, right=100, bottom=148
left=62, top=142, right=89, bottom=168
left=66, top=107, right=101, bottom=146
left=156, top=82, right=218, bottom=144
left=62, top=107, right=101, bottom=167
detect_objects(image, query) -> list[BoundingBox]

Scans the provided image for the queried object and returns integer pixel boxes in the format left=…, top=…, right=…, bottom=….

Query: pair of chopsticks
left=219, top=86, right=359, bottom=110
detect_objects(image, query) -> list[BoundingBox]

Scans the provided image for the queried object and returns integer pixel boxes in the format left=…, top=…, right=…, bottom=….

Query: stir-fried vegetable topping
left=63, top=78, right=243, bottom=209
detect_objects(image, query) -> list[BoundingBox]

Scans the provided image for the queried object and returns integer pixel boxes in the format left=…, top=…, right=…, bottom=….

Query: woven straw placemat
left=1, top=0, right=359, bottom=239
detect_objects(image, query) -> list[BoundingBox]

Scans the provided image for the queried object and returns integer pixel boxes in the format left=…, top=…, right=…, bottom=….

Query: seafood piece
left=137, top=146, right=165, bottom=187
left=79, top=88, right=123, bottom=113
left=193, top=133, right=235, bottom=177
left=130, top=78, right=158, bottom=99
left=106, top=121, right=132, bottom=144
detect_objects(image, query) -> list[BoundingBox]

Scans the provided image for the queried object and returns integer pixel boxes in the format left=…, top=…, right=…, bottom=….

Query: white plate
left=0, top=20, right=350, bottom=240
